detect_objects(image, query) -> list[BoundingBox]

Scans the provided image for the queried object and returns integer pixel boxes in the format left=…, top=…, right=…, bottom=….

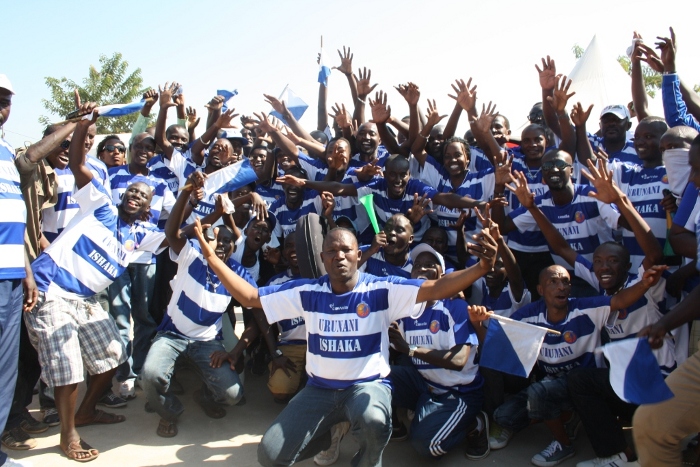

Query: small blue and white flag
left=480, top=316, right=549, bottom=378
left=217, top=89, right=238, bottom=112
left=602, top=337, right=674, bottom=405
left=204, top=158, right=258, bottom=197
left=270, top=85, right=309, bottom=124
left=87, top=100, right=146, bottom=118
left=318, top=46, right=331, bottom=87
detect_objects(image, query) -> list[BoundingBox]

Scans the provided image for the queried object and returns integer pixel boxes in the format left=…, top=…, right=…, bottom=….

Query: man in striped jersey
left=193, top=212, right=499, bottom=466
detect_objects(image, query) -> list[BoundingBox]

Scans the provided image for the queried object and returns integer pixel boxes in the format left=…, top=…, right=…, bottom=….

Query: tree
left=571, top=43, right=661, bottom=98
left=40, top=52, right=147, bottom=134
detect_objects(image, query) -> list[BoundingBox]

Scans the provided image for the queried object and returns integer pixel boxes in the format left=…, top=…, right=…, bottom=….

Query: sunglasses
left=60, top=140, right=71, bottom=149
left=542, top=160, right=572, bottom=172
left=104, top=144, right=126, bottom=153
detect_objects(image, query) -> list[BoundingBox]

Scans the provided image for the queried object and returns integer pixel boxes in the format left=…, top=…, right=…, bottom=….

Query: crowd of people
left=2, top=26, right=700, bottom=467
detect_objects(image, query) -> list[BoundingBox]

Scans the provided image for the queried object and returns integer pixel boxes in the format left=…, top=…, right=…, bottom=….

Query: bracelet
left=199, top=136, right=211, bottom=146
left=418, top=133, right=428, bottom=139
left=494, top=192, right=505, bottom=198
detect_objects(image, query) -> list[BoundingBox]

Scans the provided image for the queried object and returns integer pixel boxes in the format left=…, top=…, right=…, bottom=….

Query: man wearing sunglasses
left=493, top=149, right=623, bottom=297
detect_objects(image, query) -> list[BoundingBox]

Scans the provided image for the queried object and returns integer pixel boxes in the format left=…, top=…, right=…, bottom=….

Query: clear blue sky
left=3, top=0, right=699, bottom=147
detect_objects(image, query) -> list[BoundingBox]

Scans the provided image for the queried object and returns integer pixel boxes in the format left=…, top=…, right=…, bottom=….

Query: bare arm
left=24, top=122, right=77, bottom=163
left=537, top=56, right=562, bottom=138
left=276, top=175, right=358, bottom=198
left=570, top=102, right=596, bottom=165
left=669, top=223, right=697, bottom=259
left=68, top=106, right=99, bottom=189
left=390, top=324, right=469, bottom=370
left=154, top=82, right=180, bottom=160
left=610, top=266, right=666, bottom=311
left=265, top=94, right=315, bottom=142
left=631, top=36, right=650, bottom=121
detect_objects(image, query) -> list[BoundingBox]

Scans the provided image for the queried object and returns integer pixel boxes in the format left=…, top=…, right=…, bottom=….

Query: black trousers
left=5, top=318, right=41, bottom=430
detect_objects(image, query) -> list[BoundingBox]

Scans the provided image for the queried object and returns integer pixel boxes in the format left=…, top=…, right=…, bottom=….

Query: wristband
left=199, top=136, right=211, bottom=146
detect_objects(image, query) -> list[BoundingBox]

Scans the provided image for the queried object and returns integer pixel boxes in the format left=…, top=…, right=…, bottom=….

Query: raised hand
left=467, top=227, right=498, bottom=271
left=446, top=209, right=470, bottom=229
left=354, top=67, right=378, bottom=100
left=282, top=126, right=301, bottom=145
left=642, top=265, right=669, bottom=288
left=240, top=115, right=258, bottom=129
left=158, top=82, right=180, bottom=108
left=321, top=191, right=335, bottom=218
left=369, top=91, right=391, bottom=124
left=143, top=89, right=158, bottom=106
left=475, top=203, right=502, bottom=242
left=448, top=78, right=477, bottom=113
left=264, top=94, right=287, bottom=115
left=570, top=102, right=594, bottom=127
left=535, top=56, right=557, bottom=90
left=253, top=112, right=275, bottom=134
left=329, top=103, right=352, bottom=129
left=505, top=171, right=535, bottom=209
left=204, top=95, right=225, bottom=112
left=353, top=160, right=383, bottom=182
left=193, top=217, right=216, bottom=259
left=215, top=108, right=239, bottom=129
left=655, top=27, right=677, bottom=73
left=250, top=192, right=268, bottom=220
left=173, top=90, right=185, bottom=108
left=494, top=150, right=515, bottom=186
left=275, top=174, right=306, bottom=187
left=469, top=101, right=498, bottom=135
left=186, top=106, right=200, bottom=130
left=468, top=305, right=492, bottom=323
left=636, top=43, right=664, bottom=73
left=547, top=75, right=575, bottom=113
left=425, top=99, right=448, bottom=128
left=263, top=247, right=281, bottom=266
left=326, top=142, right=348, bottom=170
left=334, top=46, right=354, bottom=75
left=405, top=193, right=433, bottom=224
left=395, top=82, right=420, bottom=106
left=581, top=158, right=621, bottom=204
left=184, top=171, right=207, bottom=192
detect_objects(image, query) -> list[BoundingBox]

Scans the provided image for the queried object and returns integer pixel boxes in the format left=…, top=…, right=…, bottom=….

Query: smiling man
left=25, top=108, right=166, bottom=462
left=190, top=207, right=499, bottom=466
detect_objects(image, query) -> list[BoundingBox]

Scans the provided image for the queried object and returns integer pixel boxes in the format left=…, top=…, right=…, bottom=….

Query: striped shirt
left=32, top=178, right=164, bottom=299
left=399, top=298, right=482, bottom=394
left=266, top=270, right=306, bottom=345
left=259, top=272, right=423, bottom=390
left=158, top=240, right=256, bottom=341
left=359, top=248, right=412, bottom=278
left=475, top=280, right=531, bottom=318
left=588, top=133, right=639, bottom=165
left=270, top=190, right=323, bottom=239
left=0, top=138, right=27, bottom=280
left=511, top=296, right=612, bottom=376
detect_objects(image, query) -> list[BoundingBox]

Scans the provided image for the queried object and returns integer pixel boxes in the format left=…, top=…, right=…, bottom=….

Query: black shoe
left=19, top=411, right=48, bottom=434
left=42, top=408, right=60, bottom=427
left=97, top=390, right=127, bottom=408
left=465, top=411, right=490, bottom=460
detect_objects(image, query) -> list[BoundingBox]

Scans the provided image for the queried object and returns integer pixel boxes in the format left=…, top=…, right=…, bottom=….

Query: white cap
left=0, top=74, right=14, bottom=94
left=600, top=104, right=630, bottom=120
left=410, top=243, right=446, bottom=274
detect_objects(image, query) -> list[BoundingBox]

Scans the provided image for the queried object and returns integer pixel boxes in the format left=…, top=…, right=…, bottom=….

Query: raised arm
left=166, top=172, right=207, bottom=254
left=570, top=102, right=597, bottom=165
left=582, top=158, right=664, bottom=268
left=264, top=93, right=315, bottom=142
left=630, top=34, right=650, bottom=121
left=369, top=91, right=406, bottom=156
left=443, top=79, right=475, bottom=139
left=255, top=112, right=298, bottom=157
left=548, top=75, right=577, bottom=156
left=468, top=102, right=501, bottom=165
left=193, top=218, right=262, bottom=308
left=410, top=99, right=447, bottom=167
left=68, top=105, right=99, bottom=189
left=353, top=67, right=377, bottom=124
left=24, top=122, right=77, bottom=163
left=154, top=82, right=179, bottom=160
left=396, top=83, right=421, bottom=147
left=610, top=265, right=666, bottom=311
left=537, top=56, right=562, bottom=138
left=190, top=109, right=240, bottom=166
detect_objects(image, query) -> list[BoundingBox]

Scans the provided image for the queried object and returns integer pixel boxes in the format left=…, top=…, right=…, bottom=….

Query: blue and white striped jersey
left=270, top=189, right=324, bottom=239
left=266, top=269, right=306, bottom=345
left=0, top=138, right=26, bottom=280
left=588, top=133, right=639, bottom=165
left=259, top=272, right=424, bottom=390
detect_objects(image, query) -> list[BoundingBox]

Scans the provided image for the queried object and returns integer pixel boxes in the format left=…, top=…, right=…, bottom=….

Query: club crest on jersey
left=123, top=239, right=136, bottom=252
left=563, top=330, right=577, bottom=344
left=356, top=302, right=370, bottom=318
left=574, top=211, right=585, bottom=224
left=662, top=174, right=668, bottom=184
left=429, top=320, right=440, bottom=334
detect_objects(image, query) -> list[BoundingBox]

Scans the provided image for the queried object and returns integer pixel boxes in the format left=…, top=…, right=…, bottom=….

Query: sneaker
left=576, top=452, right=640, bottom=467
left=488, top=421, right=513, bottom=450
left=565, top=412, right=582, bottom=441
left=42, top=407, right=60, bottom=427
left=314, top=422, right=350, bottom=466
left=465, top=411, right=490, bottom=460
left=2, top=426, right=37, bottom=450
left=532, top=440, right=575, bottom=467
left=97, top=390, right=127, bottom=408
left=390, top=421, right=408, bottom=442
left=19, top=411, right=48, bottom=434
left=3, top=457, right=34, bottom=467
left=119, top=379, right=136, bottom=400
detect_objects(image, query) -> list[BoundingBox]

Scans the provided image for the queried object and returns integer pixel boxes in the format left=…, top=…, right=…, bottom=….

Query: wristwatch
left=274, top=349, right=284, bottom=358
left=408, top=345, right=418, bottom=357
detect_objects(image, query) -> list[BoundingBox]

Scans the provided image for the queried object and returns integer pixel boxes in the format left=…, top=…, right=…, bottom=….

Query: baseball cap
left=600, top=104, right=630, bottom=120
left=410, top=243, right=446, bottom=274
left=0, top=74, right=14, bottom=94
left=221, top=128, right=249, bottom=146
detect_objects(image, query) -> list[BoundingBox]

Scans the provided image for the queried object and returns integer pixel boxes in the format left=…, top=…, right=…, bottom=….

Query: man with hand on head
left=190, top=208, right=499, bottom=466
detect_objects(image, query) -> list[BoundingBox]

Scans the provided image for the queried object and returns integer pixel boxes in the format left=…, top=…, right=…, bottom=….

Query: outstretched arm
left=410, top=99, right=447, bottom=166
left=610, top=265, right=666, bottom=311
left=68, top=105, right=99, bottom=189
left=630, top=33, right=650, bottom=121
left=548, top=75, right=577, bottom=156
left=639, top=282, right=700, bottom=348
left=154, top=82, right=179, bottom=160
left=369, top=91, right=406, bottom=156
left=389, top=323, right=470, bottom=370
left=190, top=109, right=240, bottom=166
left=570, top=102, right=597, bottom=165
left=537, top=56, right=562, bottom=138
left=24, top=122, right=77, bottom=163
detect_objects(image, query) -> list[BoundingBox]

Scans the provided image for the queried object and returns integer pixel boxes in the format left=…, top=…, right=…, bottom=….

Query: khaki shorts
left=268, top=344, right=306, bottom=397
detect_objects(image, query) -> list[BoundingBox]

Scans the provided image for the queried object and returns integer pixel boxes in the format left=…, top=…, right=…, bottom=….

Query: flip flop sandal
left=75, top=409, right=126, bottom=427
left=157, top=419, right=178, bottom=438
left=62, top=438, right=99, bottom=462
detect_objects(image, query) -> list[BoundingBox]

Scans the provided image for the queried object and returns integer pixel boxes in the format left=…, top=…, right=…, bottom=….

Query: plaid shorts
left=24, top=292, right=126, bottom=387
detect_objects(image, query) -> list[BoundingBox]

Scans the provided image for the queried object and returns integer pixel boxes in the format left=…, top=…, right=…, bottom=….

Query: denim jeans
left=390, top=364, right=482, bottom=458
left=108, top=263, right=157, bottom=381
left=0, top=279, right=23, bottom=466
left=494, top=372, right=573, bottom=432
left=140, top=332, right=243, bottom=421
left=258, top=381, right=392, bottom=467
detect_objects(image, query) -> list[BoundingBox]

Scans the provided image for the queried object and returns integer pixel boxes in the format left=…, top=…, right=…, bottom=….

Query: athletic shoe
left=565, top=412, right=582, bottom=440
left=488, top=422, right=513, bottom=450
left=390, top=422, right=408, bottom=441
left=42, top=408, right=60, bottom=427
left=119, top=379, right=136, bottom=400
left=465, top=411, right=490, bottom=460
left=576, top=452, right=640, bottom=467
left=2, top=426, right=37, bottom=450
left=531, top=440, right=575, bottom=467
left=97, top=390, right=127, bottom=408
left=314, top=422, right=350, bottom=466
left=20, top=411, right=48, bottom=434
left=3, top=457, right=33, bottom=467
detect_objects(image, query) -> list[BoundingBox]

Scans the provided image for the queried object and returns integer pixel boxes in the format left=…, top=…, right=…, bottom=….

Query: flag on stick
left=480, top=314, right=550, bottom=378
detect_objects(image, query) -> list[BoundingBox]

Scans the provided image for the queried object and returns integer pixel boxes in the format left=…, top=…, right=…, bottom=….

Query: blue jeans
left=390, top=364, right=482, bottom=458
left=107, top=263, right=157, bottom=381
left=0, top=279, right=23, bottom=466
left=494, top=372, right=573, bottom=432
left=140, top=332, right=243, bottom=421
left=258, top=381, right=392, bottom=467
